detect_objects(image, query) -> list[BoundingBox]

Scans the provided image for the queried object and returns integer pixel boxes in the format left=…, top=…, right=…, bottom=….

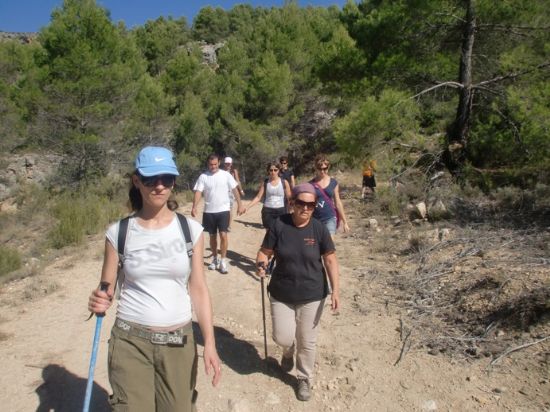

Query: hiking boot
left=208, top=257, right=219, bottom=270
left=219, top=259, right=228, bottom=274
left=296, top=378, right=311, bottom=401
left=280, top=355, right=294, bottom=372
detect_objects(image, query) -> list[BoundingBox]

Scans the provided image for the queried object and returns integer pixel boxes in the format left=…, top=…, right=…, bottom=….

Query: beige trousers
left=270, top=296, right=325, bottom=381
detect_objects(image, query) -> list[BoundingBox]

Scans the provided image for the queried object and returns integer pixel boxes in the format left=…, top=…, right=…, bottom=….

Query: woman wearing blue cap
left=88, top=146, right=221, bottom=411
left=255, top=183, right=341, bottom=402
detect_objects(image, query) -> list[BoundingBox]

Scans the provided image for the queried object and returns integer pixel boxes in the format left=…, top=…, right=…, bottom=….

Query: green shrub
left=0, top=246, right=22, bottom=278
left=48, top=189, right=124, bottom=249
left=376, top=186, right=408, bottom=217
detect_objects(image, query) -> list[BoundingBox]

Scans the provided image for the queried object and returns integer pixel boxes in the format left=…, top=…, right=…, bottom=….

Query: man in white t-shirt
left=192, top=154, right=245, bottom=274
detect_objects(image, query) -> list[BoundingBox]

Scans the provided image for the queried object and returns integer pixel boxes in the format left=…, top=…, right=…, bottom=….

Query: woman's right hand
left=256, top=261, right=268, bottom=278
left=88, top=287, right=113, bottom=314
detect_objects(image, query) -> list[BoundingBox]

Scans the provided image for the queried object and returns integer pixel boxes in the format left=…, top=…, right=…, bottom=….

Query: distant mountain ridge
left=0, top=31, right=37, bottom=43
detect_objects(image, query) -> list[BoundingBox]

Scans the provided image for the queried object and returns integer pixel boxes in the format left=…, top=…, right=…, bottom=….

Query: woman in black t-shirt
left=256, top=183, right=340, bottom=402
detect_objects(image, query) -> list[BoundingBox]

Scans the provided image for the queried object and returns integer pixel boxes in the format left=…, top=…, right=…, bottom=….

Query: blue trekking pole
left=83, top=282, right=109, bottom=412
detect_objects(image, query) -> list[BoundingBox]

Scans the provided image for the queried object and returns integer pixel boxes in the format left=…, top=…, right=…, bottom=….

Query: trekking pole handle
left=97, top=281, right=110, bottom=317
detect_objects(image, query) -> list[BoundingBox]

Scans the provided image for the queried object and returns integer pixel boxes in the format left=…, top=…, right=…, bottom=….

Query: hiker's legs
left=108, top=325, right=155, bottom=411
left=154, top=323, right=198, bottom=412
left=270, top=297, right=296, bottom=358
left=219, top=232, right=228, bottom=259
left=209, top=234, right=218, bottom=259
left=295, top=299, right=325, bottom=382
left=217, top=211, right=230, bottom=260
left=202, top=213, right=218, bottom=258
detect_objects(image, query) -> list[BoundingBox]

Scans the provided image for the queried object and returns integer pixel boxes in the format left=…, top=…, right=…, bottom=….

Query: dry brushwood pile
left=342, top=184, right=550, bottom=369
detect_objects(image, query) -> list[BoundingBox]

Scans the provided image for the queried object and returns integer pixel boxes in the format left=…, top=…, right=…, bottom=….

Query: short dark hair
left=207, top=153, right=220, bottom=162
left=279, top=155, right=288, bottom=162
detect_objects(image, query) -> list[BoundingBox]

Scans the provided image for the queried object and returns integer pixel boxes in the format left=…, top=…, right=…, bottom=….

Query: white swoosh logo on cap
left=154, top=157, right=165, bottom=162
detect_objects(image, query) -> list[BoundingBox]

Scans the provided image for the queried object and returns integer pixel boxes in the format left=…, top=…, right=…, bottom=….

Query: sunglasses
left=280, top=161, right=287, bottom=164
left=317, top=166, right=329, bottom=171
left=294, top=199, right=316, bottom=209
left=269, top=168, right=279, bottom=172
left=140, top=174, right=176, bottom=187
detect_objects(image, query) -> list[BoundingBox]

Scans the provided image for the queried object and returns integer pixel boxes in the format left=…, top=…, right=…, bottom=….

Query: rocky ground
left=0, top=190, right=549, bottom=411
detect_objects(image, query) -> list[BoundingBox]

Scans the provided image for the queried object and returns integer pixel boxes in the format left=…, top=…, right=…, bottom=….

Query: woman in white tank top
left=243, top=161, right=292, bottom=232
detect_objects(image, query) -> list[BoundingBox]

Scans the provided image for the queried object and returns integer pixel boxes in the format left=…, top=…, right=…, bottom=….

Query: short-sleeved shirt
left=262, top=214, right=335, bottom=304
left=280, top=169, right=294, bottom=186
left=310, top=178, right=338, bottom=223
left=193, top=169, right=237, bottom=213
left=106, top=215, right=203, bottom=327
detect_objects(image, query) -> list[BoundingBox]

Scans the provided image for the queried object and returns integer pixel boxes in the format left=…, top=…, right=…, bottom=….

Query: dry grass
left=22, top=278, right=60, bottom=301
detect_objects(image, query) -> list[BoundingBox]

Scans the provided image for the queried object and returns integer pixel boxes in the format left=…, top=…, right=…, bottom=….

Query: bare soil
left=0, top=192, right=549, bottom=411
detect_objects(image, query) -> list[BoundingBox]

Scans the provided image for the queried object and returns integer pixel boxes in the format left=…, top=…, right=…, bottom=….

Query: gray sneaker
left=280, top=355, right=294, bottom=372
left=219, top=259, right=228, bottom=274
left=208, top=258, right=219, bottom=270
left=296, top=378, right=311, bottom=401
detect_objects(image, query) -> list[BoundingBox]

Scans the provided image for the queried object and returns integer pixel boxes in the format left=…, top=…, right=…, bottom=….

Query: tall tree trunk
left=445, top=0, right=476, bottom=175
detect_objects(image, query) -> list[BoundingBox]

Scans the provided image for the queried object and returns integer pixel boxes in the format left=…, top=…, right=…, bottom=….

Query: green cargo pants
left=108, top=320, right=198, bottom=412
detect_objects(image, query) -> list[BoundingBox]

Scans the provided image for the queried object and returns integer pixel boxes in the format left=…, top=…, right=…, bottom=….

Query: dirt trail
left=0, top=200, right=547, bottom=411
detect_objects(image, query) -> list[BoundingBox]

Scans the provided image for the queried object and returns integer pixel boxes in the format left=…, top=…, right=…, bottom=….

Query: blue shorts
left=323, top=217, right=337, bottom=235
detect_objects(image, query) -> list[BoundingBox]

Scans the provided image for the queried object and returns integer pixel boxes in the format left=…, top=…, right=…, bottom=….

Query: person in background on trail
left=243, top=161, right=291, bottom=233
left=361, top=159, right=377, bottom=199
left=87, top=146, right=221, bottom=411
left=223, top=156, right=245, bottom=228
left=279, top=155, right=295, bottom=189
left=309, top=154, right=350, bottom=236
left=255, top=183, right=340, bottom=402
left=192, top=153, right=245, bottom=274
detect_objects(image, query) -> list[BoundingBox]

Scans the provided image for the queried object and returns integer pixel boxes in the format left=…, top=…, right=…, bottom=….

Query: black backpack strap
left=117, top=216, right=132, bottom=268
left=176, top=213, right=194, bottom=257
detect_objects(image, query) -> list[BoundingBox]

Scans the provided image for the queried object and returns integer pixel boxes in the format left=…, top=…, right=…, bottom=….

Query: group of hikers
left=87, top=146, right=355, bottom=410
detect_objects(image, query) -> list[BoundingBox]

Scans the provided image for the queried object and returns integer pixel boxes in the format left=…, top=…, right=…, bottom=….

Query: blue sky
left=0, top=1, right=349, bottom=33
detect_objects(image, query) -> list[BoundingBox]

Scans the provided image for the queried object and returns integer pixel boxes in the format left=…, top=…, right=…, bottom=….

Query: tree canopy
left=0, top=0, right=548, bottom=188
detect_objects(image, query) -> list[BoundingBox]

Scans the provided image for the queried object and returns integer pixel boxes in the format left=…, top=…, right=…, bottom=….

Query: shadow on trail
left=36, top=364, right=110, bottom=412
left=193, top=322, right=294, bottom=389
left=226, top=250, right=259, bottom=281
left=233, top=218, right=264, bottom=230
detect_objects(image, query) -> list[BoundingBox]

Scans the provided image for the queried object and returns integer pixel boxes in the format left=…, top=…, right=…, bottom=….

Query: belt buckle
left=151, top=332, right=168, bottom=345
left=167, top=333, right=186, bottom=346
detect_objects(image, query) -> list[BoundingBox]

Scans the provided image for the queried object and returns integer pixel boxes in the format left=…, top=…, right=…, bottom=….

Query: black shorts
left=261, top=207, right=286, bottom=232
left=202, top=211, right=230, bottom=234
left=362, top=175, right=376, bottom=188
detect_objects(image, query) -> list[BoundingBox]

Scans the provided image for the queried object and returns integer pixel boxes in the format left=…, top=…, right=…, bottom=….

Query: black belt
left=115, top=318, right=189, bottom=345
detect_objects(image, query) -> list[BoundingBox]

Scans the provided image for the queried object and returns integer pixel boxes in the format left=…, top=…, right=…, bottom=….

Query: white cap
left=224, top=157, right=232, bottom=164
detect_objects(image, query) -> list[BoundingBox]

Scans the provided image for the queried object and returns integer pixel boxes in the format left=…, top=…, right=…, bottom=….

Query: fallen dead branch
left=394, top=319, right=412, bottom=366
left=489, top=335, right=550, bottom=367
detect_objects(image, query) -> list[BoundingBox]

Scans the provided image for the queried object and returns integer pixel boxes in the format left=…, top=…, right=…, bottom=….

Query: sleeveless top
left=264, top=178, right=285, bottom=209
left=309, top=178, right=338, bottom=222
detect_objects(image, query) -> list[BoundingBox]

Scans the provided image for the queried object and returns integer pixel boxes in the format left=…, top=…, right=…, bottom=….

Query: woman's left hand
left=203, top=342, right=222, bottom=387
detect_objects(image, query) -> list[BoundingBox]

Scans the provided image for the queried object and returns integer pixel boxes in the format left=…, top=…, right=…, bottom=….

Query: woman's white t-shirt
left=106, top=215, right=203, bottom=327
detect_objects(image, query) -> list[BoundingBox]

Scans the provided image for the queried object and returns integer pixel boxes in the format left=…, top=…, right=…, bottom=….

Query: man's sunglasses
left=280, top=161, right=288, bottom=164
left=294, top=199, right=316, bottom=209
left=140, top=174, right=176, bottom=187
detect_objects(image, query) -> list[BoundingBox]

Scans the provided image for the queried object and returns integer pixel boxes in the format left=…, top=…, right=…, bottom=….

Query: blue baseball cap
left=135, top=146, right=179, bottom=176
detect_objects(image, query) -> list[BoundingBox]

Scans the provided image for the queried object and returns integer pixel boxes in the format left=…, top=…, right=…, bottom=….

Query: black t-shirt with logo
left=262, top=214, right=335, bottom=304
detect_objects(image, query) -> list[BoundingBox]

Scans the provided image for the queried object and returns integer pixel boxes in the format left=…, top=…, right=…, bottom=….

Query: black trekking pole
left=260, top=276, right=268, bottom=360
left=83, top=282, right=109, bottom=412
